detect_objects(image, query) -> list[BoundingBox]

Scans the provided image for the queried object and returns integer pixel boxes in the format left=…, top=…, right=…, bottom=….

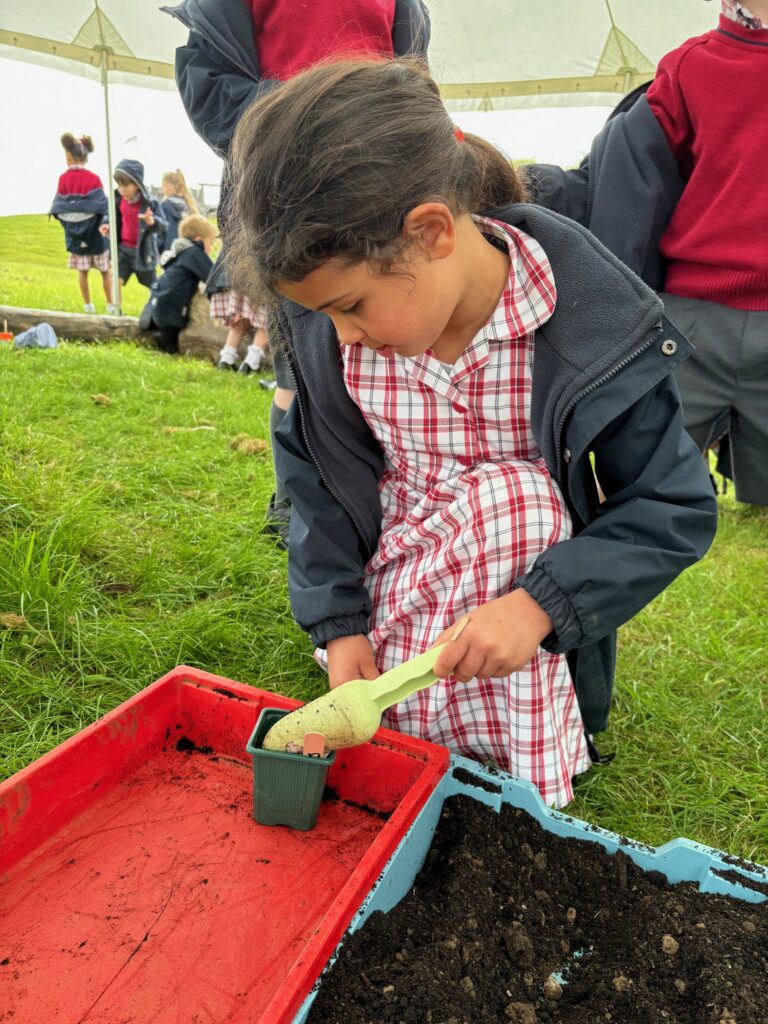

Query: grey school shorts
left=117, top=245, right=156, bottom=289
left=661, top=292, right=768, bottom=506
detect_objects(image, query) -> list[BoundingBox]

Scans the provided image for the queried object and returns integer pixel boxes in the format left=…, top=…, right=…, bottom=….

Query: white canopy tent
left=0, top=0, right=716, bottom=307
left=430, top=0, right=715, bottom=110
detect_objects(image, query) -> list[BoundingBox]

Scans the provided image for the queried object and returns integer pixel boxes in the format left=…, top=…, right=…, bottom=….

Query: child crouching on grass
left=227, top=59, right=717, bottom=807
left=140, top=214, right=215, bottom=354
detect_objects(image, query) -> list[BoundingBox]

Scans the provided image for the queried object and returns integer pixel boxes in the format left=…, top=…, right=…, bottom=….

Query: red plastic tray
left=0, top=666, right=449, bottom=1023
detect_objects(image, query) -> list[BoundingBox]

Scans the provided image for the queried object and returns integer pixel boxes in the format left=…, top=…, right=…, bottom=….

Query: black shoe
left=238, top=360, right=257, bottom=375
left=217, top=360, right=238, bottom=371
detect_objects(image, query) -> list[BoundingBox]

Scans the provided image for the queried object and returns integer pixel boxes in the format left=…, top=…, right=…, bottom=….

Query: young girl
left=227, top=60, right=717, bottom=807
left=158, top=169, right=199, bottom=249
left=51, top=133, right=115, bottom=314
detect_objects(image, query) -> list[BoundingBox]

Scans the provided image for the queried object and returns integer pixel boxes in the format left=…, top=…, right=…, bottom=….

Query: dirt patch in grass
left=308, top=795, right=768, bottom=1024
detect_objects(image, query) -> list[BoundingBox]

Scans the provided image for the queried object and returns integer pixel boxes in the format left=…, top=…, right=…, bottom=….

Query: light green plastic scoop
left=261, top=644, right=446, bottom=753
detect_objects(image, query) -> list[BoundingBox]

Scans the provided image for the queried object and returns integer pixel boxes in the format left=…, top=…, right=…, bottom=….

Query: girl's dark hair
left=61, top=132, right=94, bottom=162
left=229, top=59, right=527, bottom=305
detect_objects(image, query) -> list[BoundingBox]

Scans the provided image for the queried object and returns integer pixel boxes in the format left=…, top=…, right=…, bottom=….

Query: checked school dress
left=337, top=218, right=590, bottom=807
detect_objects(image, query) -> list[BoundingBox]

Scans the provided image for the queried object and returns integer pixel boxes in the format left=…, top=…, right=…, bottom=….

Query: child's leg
left=154, top=326, right=180, bottom=354
left=77, top=270, right=91, bottom=305
left=101, top=270, right=114, bottom=307
left=264, top=342, right=296, bottom=548
left=238, top=324, right=268, bottom=374
left=218, top=318, right=249, bottom=368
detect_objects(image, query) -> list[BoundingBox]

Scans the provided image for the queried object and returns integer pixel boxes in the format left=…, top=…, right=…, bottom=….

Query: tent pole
left=100, top=47, right=121, bottom=315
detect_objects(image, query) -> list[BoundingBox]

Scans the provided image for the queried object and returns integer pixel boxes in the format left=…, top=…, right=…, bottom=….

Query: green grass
left=1, top=217, right=766, bottom=867
left=0, top=343, right=326, bottom=774
left=0, top=214, right=160, bottom=316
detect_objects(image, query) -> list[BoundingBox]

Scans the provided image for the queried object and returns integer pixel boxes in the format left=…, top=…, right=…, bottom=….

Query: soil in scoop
left=307, top=795, right=768, bottom=1024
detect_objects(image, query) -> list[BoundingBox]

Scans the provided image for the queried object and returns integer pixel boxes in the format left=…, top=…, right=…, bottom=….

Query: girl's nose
left=332, top=316, right=365, bottom=347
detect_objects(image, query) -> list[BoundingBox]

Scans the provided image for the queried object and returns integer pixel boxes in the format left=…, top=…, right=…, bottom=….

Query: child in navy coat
left=140, top=214, right=215, bottom=354
left=99, top=158, right=166, bottom=305
left=50, top=133, right=114, bottom=313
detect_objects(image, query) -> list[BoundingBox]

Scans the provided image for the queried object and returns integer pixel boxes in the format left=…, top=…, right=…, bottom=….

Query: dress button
left=563, top=448, right=571, bottom=463
left=661, top=339, right=678, bottom=356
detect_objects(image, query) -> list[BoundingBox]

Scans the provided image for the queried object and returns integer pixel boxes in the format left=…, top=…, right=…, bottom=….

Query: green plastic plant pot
left=246, top=707, right=336, bottom=831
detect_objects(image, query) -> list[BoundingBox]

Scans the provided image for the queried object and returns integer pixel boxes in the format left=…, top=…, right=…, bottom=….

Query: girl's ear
left=402, top=203, right=456, bottom=261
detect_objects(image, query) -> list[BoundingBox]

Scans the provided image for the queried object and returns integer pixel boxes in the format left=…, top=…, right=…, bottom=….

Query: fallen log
left=0, top=295, right=238, bottom=365
left=0, top=304, right=151, bottom=342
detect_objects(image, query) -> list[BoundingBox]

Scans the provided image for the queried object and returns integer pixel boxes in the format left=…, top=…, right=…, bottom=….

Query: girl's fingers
left=432, top=636, right=470, bottom=678
left=453, top=650, right=486, bottom=684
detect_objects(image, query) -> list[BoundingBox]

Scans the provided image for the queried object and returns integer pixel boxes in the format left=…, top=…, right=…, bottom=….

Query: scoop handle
left=366, top=645, right=446, bottom=714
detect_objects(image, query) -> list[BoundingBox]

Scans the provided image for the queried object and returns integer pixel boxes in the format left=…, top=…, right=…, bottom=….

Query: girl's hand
left=99, top=224, right=110, bottom=236
left=432, top=591, right=554, bottom=682
left=326, top=634, right=380, bottom=689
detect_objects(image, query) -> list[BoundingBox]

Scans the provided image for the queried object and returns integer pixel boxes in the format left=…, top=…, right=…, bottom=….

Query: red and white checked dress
left=336, top=218, right=589, bottom=806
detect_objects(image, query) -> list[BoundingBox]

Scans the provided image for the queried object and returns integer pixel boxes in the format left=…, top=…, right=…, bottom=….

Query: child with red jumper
left=50, top=133, right=114, bottom=313
left=99, top=158, right=167, bottom=305
left=528, top=2, right=768, bottom=506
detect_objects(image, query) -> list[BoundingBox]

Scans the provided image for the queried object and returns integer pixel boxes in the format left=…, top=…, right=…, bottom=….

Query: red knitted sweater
left=646, top=15, right=768, bottom=310
left=56, top=166, right=104, bottom=196
left=247, top=0, right=395, bottom=81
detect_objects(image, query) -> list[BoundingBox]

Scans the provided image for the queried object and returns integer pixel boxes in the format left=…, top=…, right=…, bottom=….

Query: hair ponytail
left=230, top=58, right=529, bottom=302
left=461, top=133, right=528, bottom=210
left=61, top=132, right=94, bottom=162
left=162, top=169, right=200, bottom=215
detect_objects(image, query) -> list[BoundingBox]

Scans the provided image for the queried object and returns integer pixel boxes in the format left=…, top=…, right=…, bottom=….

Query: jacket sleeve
left=392, top=0, right=431, bottom=57
left=273, top=400, right=372, bottom=647
left=524, top=161, right=589, bottom=225
left=148, top=198, right=167, bottom=236
left=175, top=32, right=275, bottom=157
left=516, top=375, right=717, bottom=652
left=645, top=50, right=694, bottom=176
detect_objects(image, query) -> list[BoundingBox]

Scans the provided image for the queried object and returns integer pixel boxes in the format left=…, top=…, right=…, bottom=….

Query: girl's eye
left=341, top=301, right=361, bottom=315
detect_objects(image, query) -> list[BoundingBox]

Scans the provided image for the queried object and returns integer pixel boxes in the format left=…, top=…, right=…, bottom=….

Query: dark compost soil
left=307, top=795, right=768, bottom=1024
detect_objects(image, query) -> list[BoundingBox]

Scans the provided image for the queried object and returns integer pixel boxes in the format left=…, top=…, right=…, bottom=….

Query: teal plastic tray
left=294, top=754, right=768, bottom=1022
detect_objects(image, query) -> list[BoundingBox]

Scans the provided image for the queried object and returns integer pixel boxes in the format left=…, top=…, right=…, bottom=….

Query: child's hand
left=432, top=591, right=554, bottom=681
left=326, top=634, right=380, bottom=689
left=139, top=208, right=155, bottom=226
left=99, top=224, right=110, bottom=236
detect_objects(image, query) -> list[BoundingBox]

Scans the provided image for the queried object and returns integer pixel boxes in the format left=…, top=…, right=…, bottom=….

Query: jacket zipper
left=555, top=332, right=659, bottom=471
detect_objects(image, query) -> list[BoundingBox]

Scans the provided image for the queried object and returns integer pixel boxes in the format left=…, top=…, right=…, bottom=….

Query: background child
left=99, top=159, right=166, bottom=305
left=167, top=0, right=430, bottom=547
left=526, top=1, right=768, bottom=507
left=646, top=0, right=768, bottom=507
left=158, top=168, right=199, bottom=249
left=50, top=133, right=114, bottom=314
left=227, top=59, right=717, bottom=806
left=140, top=214, right=214, bottom=354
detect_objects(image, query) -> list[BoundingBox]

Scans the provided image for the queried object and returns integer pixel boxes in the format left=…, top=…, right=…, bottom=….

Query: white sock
left=219, top=345, right=239, bottom=366
left=244, top=343, right=264, bottom=370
